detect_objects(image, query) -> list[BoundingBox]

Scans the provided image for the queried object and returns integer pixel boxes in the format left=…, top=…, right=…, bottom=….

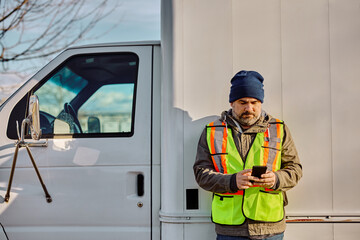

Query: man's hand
left=253, top=171, right=276, bottom=188
left=236, top=169, right=255, bottom=189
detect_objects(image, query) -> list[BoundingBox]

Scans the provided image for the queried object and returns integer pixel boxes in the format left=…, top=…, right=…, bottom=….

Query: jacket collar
left=220, top=109, right=271, bottom=134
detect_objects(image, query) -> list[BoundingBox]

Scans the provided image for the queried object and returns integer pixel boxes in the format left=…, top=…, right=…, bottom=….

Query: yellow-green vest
left=206, top=118, right=284, bottom=225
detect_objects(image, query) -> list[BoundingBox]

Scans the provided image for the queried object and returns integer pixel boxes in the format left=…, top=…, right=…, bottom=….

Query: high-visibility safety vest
left=206, top=118, right=284, bottom=225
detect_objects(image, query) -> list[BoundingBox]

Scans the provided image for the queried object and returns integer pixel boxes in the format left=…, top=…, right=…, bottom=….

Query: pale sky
left=0, top=0, right=161, bottom=102
left=84, top=0, right=161, bottom=44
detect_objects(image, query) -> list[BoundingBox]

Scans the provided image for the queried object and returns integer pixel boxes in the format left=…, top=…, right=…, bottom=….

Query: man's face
left=230, top=97, right=262, bottom=127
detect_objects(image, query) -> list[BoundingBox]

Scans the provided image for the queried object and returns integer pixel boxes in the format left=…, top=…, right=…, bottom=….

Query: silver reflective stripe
left=214, top=126, right=225, bottom=153
left=213, top=155, right=224, bottom=173
left=268, top=123, right=280, bottom=149
left=264, top=137, right=281, bottom=143
left=266, top=149, right=278, bottom=170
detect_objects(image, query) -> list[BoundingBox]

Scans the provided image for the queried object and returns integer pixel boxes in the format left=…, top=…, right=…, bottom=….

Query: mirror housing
left=28, top=95, right=42, bottom=140
left=17, top=95, right=42, bottom=142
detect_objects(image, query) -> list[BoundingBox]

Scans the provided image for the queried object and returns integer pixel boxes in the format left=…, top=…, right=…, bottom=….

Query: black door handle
left=137, top=173, right=144, bottom=197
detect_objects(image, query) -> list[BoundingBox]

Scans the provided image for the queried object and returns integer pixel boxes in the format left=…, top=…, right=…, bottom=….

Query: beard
left=233, top=111, right=260, bottom=127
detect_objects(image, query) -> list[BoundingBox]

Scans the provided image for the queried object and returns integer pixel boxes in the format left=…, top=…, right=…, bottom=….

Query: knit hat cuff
left=229, top=84, right=264, bottom=103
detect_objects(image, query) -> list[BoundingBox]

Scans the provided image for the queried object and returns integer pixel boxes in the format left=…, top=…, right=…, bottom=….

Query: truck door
left=0, top=45, right=154, bottom=240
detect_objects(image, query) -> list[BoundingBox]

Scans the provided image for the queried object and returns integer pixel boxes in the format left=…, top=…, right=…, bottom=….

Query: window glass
left=78, top=84, right=134, bottom=133
left=35, top=67, right=88, bottom=118
left=30, top=53, right=138, bottom=137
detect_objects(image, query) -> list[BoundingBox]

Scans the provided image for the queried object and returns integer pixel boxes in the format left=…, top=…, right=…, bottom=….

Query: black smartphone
left=251, top=166, right=267, bottom=178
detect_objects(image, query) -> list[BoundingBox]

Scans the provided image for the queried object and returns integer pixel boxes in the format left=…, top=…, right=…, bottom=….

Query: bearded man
left=193, top=70, right=303, bottom=240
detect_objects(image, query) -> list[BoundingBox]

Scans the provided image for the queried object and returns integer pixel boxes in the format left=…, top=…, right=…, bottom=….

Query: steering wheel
left=64, top=102, right=83, bottom=133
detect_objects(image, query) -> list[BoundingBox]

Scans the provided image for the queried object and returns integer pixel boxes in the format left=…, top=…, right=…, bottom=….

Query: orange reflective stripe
left=264, top=127, right=269, bottom=138
left=251, top=186, right=274, bottom=191
left=221, top=122, right=228, bottom=174
left=276, top=119, right=281, bottom=138
left=222, top=190, right=244, bottom=196
left=272, top=121, right=281, bottom=172
left=263, top=128, right=269, bottom=166
left=209, top=122, right=216, bottom=154
left=272, top=141, right=281, bottom=172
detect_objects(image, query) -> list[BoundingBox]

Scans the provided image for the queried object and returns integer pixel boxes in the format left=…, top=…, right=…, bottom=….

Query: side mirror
left=28, top=95, right=41, bottom=140
left=6, top=94, right=51, bottom=203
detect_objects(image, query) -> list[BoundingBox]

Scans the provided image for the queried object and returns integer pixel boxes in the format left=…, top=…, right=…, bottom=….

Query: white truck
left=0, top=0, right=359, bottom=239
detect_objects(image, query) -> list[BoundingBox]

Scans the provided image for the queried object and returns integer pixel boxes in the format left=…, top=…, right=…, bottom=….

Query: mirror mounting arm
left=4, top=140, right=52, bottom=203
left=4, top=95, right=51, bottom=203
left=16, top=120, right=48, bottom=147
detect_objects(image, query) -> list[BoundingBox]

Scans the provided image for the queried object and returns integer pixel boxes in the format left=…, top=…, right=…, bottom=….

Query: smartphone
left=251, top=166, right=267, bottom=178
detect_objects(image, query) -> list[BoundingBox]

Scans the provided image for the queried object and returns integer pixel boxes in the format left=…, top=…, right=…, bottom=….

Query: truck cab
left=0, top=42, right=161, bottom=240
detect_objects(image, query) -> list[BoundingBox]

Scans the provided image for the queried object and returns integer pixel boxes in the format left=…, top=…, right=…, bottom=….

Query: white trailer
left=0, top=0, right=359, bottom=239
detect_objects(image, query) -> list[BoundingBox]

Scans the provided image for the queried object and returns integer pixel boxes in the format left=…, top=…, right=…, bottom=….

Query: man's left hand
left=253, top=171, right=276, bottom=188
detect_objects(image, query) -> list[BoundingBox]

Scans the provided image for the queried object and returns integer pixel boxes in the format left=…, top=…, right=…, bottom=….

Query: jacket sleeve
left=193, top=128, right=235, bottom=193
left=274, top=123, right=303, bottom=191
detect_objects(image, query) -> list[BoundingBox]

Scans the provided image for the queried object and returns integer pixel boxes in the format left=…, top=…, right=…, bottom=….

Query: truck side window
left=7, top=53, right=139, bottom=139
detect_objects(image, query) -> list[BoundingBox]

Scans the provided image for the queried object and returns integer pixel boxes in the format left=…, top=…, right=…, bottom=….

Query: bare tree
left=0, top=0, right=115, bottom=71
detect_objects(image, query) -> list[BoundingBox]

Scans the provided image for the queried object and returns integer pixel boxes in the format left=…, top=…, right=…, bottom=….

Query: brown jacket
left=193, top=110, right=302, bottom=237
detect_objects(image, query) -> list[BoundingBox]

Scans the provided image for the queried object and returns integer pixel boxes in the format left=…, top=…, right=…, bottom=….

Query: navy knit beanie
left=229, top=70, right=264, bottom=103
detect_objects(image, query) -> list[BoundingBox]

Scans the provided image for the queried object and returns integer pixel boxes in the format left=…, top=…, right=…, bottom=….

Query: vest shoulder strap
left=269, top=118, right=284, bottom=125
left=207, top=120, right=228, bottom=173
left=207, top=119, right=226, bottom=128
left=263, top=118, right=284, bottom=171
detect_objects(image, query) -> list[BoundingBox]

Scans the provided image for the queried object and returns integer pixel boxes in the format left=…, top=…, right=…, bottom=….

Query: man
left=193, top=70, right=302, bottom=240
